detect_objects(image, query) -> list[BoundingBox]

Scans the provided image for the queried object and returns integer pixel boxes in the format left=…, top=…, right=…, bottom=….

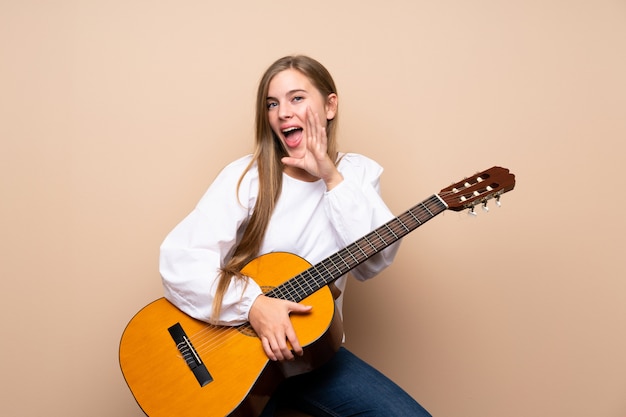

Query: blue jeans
left=260, top=347, right=432, bottom=417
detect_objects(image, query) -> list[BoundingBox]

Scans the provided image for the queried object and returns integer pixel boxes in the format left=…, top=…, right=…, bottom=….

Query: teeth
left=282, top=127, right=300, bottom=133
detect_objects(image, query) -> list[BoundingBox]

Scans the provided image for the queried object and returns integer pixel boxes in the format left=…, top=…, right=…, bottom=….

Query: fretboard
left=267, top=194, right=448, bottom=302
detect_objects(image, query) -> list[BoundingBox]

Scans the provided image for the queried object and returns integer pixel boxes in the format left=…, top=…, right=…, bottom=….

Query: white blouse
left=160, top=153, right=400, bottom=326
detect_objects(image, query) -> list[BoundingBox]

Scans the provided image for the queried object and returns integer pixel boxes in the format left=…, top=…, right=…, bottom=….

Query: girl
left=160, top=55, right=431, bottom=417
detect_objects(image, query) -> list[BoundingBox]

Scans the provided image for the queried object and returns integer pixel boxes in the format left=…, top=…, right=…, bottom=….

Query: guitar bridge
left=168, top=323, right=213, bottom=387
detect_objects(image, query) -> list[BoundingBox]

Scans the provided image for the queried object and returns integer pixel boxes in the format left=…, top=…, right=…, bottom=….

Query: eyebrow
left=266, top=89, right=308, bottom=101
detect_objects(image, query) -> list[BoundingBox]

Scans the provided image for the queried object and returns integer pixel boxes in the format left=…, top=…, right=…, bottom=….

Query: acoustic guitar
left=119, top=166, right=516, bottom=416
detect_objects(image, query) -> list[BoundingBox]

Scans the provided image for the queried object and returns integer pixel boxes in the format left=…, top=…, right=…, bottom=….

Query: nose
left=278, top=102, right=293, bottom=120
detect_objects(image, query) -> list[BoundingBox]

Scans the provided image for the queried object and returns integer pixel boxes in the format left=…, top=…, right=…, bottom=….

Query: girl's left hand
left=281, top=107, right=343, bottom=190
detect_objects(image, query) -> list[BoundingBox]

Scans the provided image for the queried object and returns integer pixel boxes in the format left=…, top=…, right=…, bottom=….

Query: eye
left=266, top=101, right=278, bottom=110
left=292, top=96, right=304, bottom=103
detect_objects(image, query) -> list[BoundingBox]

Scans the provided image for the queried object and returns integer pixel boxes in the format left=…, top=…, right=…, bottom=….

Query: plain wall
left=2, top=1, right=625, bottom=416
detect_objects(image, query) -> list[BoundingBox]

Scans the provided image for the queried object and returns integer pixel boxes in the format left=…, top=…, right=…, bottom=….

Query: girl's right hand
left=248, top=294, right=312, bottom=361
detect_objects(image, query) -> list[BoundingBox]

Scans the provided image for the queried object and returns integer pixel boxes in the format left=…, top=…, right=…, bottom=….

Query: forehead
left=267, top=69, right=316, bottom=96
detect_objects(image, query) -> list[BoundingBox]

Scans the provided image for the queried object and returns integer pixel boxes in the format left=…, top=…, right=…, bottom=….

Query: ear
left=325, top=93, right=338, bottom=120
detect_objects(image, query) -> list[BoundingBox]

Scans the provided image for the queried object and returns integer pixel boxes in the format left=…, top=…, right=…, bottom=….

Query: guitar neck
left=267, top=194, right=448, bottom=302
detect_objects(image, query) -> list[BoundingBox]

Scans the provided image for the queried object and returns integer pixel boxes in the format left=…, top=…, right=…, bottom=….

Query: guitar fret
left=322, top=258, right=343, bottom=281
left=319, top=261, right=333, bottom=281
left=310, top=265, right=326, bottom=288
left=405, top=213, right=419, bottom=228
left=293, top=278, right=307, bottom=301
left=268, top=286, right=281, bottom=299
left=334, top=252, right=352, bottom=273
left=345, top=246, right=360, bottom=264
left=373, top=229, right=388, bottom=246
left=301, top=272, right=315, bottom=293
left=362, top=235, right=378, bottom=251
left=384, top=224, right=398, bottom=239
left=300, top=270, right=316, bottom=293
left=353, top=241, right=369, bottom=258
left=345, top=247, right=362, bottom=266
left=407, top=209, right=422, bottom=225
left=396, top=217, right=410, bottom=233
left=326, top=256, right=344, bottom=276
left=282, top=281, right=297, bottom=302
left=422, top=201, right=434, bottom=217
left=394, top=224, right=406, bottom=237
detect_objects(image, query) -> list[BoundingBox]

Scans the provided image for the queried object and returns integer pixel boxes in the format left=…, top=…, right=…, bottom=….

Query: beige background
left=2, top=1, right=625, bottom=416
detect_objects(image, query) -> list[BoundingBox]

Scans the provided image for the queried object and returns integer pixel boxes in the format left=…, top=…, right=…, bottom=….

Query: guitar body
left=119, top=252, right=343, bottom=417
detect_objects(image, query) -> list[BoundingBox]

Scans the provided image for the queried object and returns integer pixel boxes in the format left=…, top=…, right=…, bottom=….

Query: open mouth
left=281, top=127, right=304, bottom=148
left=282, top=127, right=303, bottom=138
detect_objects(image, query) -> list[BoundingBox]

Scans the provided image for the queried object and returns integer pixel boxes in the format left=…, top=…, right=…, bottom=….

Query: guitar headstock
left=439, top=166, right=516, bottom=212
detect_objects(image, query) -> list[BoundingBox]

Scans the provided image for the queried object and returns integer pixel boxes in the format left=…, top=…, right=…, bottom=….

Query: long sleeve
left=159, top=156, right=262, bottom=325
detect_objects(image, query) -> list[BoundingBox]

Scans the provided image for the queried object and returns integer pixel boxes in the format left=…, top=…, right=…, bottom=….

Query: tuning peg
left=468, top=205, right=477, bottom=216
left=482, top=201, right=489, bottom=212
left=495, top=195, right=502, bottom=207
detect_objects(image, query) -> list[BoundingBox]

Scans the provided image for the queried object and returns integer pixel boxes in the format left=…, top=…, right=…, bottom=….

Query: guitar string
left=183, top=196, right=448, bottom=360
left=186, top=197, right=441, bottom=359
left=184, top=195, right=450, bottom=359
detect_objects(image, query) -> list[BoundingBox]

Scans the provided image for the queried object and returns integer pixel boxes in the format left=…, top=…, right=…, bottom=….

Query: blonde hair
left=211, top=55, right=340, bottom=320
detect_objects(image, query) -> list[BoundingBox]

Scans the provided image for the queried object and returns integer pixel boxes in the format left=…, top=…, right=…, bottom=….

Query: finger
left=285, top=326, right=304, bottom=357
left=281, top=156, right=303, bottom=169
left=261, top=336, right=277, bottom=361
left=271, top=335, right=293, bottom=361
left=306, top=107, right=327, bottom=156
left=306, top=107, right=319, bottom=146
left=278, top=337, right=295, bottom=361
left=269, top=334, right=287, bottom=361
left=288, top=301, right=313, bottom=314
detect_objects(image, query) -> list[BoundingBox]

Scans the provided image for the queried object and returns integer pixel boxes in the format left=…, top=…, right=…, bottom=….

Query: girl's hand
left=281, top=106, right=343, bottom=190
left=248, top=294, right=312, bottom=361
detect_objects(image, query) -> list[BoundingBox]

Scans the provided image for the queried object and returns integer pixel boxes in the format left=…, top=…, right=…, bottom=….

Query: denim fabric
left=260, top=347, right=432, bottom=417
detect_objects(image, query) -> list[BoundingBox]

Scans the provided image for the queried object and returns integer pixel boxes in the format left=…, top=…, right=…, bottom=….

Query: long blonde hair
left=211, top=55, right=340, bottom=320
